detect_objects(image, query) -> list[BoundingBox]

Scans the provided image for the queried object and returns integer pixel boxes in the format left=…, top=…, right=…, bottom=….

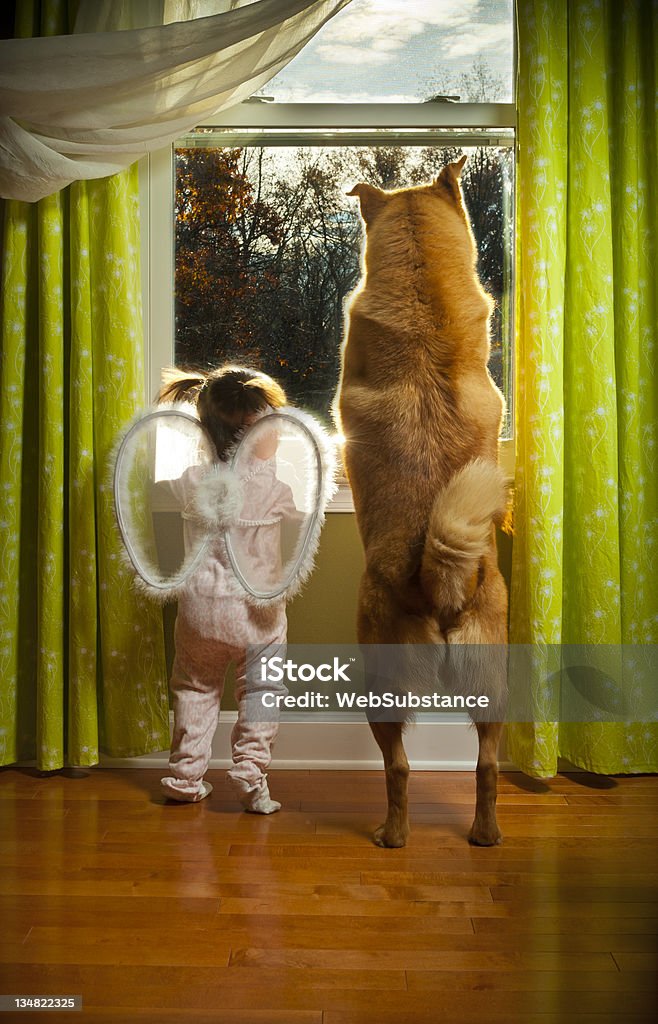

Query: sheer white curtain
left=74, top=1, right=274, bottom=32
left=0, top=0, right=351, bottom=202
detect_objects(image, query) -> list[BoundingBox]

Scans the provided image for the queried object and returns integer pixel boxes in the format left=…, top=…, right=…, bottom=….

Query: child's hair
left=158, top=365, right=287, bottom=460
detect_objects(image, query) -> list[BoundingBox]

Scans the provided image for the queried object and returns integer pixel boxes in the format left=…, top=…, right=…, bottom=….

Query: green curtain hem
left=2, top=743, right=170, bottom=770
left=556, top=753, right=658, bottom=776
left=100, top=742, right=170, bottom=759
left=507, top=755, right=658, bottom=778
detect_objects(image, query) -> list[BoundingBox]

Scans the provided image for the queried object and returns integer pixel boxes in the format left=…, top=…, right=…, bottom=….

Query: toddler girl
left=158, top=365, right=294, bottom=813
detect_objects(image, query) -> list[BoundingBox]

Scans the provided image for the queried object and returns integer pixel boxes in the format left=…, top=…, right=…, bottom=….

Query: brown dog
left=336, top=156, right=509, bottom=848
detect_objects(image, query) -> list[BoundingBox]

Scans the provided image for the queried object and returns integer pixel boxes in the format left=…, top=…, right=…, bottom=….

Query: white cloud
left=323, top=0, right=479, bottom=40
left=371, top=36, right=405, bottom=53
left=316, top=42, right=391, bottom=66
left=315, top=0, right=481, bottom=64
left=443, top=21, right=513, bottom=58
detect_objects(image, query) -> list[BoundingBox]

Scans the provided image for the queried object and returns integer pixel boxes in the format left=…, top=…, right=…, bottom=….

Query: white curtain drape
left=0, top=0, right=351, bottom=202
left=74, top=1, right=252, bottom=32
left=74, top=1, right=283, bottom=33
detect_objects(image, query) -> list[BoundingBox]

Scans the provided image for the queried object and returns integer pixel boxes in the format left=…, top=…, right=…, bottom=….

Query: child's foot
left=229, top=775, right=281, bottom=814
left=248, top=785, right=282, bottom=815
left=160, top=779, right=213, bottom=803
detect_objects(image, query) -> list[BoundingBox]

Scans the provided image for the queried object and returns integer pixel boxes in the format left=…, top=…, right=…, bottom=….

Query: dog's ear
left=346, top=183, right=388, bottom=224
left=433, top=155, right=467, bottom=207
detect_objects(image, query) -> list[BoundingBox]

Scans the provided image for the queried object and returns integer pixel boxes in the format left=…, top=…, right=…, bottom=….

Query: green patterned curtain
left=0, top=0, right=170, bottom=769
left=509, top=0, right=658, bottom=774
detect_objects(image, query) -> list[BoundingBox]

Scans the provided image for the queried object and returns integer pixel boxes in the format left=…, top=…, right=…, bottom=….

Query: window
left=142, top=1, right=516, bottom=501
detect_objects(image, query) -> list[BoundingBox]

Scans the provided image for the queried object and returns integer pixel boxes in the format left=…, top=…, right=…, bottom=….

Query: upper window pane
left=262, top=0, right=514, bottom=104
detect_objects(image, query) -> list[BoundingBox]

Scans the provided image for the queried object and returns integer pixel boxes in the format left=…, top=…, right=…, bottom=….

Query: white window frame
left=140, top=101, right=517, bottom=510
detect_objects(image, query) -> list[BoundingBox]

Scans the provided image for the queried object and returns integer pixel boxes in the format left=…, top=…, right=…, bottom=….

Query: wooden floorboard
left=0, top=766, right=657, bottom=1022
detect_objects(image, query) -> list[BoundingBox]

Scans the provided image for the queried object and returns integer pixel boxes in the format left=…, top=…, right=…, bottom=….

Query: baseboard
left=100, top=715, right=516, bottom=771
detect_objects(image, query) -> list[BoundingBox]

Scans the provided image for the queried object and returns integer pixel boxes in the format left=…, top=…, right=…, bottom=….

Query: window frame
left=141, top=100, right=517, bottom=510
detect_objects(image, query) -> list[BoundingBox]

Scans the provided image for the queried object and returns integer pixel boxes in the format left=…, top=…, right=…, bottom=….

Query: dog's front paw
left=468, top=821, right=503, bottom=846
left=373, top=822, right=409, bottom=848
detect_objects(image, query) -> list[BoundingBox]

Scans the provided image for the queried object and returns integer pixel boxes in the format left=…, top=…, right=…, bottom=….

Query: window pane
left=174, top=139, right=514, bottom=434
left=261, top=0, right=514, bottom=103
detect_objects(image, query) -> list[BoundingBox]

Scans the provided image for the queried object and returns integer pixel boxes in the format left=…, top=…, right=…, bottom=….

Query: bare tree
left=424, top=55, right=505, bottom=104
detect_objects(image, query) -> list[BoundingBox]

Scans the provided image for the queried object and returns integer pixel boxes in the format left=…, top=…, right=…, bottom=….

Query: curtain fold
left=509, top=0, right=658, bottom=775
left=0, top=0, right=352, bottom=202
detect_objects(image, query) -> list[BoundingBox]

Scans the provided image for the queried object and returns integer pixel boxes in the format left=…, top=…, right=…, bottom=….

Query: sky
left=265, top=0, right=515, bottom=104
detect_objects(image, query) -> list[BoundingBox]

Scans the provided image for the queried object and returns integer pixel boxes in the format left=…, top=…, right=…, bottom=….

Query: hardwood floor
left=0, top=767, right=657, bottom=1023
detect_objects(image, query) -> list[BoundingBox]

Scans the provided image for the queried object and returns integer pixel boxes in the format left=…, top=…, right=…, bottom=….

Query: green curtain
left=0, top=0, right=170, bottom=770
left=509, top=0, right=658, bottom=774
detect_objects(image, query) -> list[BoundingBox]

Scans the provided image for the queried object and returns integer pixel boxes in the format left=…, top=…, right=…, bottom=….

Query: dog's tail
left=420, top=459, right=511, bottom=618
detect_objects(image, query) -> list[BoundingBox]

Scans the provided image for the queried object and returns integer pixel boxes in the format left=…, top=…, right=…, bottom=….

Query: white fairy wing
left=112, top=406, right=217, bottom=600
left=113, top=404, right=337, bottom=605
left=225, top=409, right=337, bottom=603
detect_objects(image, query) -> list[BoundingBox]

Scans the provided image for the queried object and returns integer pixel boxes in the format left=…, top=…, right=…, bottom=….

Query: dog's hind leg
left=358, top=574, right=439, bottom=849
left=442, top=557, right=507, bottom=847
left=369, top=720, right=410, bottom=848
left=469, top=720, right=504, bottom=846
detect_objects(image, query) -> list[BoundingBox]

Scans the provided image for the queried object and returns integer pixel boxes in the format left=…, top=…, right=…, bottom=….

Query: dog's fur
left=335, top=157, right=509, bottom=848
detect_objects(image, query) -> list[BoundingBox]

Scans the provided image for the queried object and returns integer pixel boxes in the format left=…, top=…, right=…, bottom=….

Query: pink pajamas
left=160, top=450, right=294, bottom=803
left=160, top=610, right=286, bottom=801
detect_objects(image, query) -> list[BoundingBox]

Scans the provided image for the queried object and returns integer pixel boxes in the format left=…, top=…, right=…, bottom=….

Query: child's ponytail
left=158, top=367, right=208, bottom=404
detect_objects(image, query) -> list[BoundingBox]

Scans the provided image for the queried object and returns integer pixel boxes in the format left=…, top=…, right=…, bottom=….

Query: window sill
left=328, top=476, right=355, bottom=513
